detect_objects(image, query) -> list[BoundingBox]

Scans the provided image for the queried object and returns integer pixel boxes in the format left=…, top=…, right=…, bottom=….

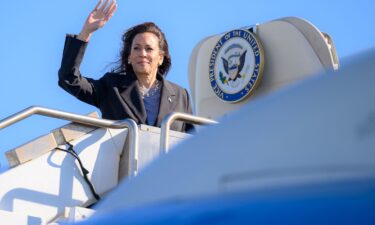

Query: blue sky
left=0, top=0, right=374, bottom=171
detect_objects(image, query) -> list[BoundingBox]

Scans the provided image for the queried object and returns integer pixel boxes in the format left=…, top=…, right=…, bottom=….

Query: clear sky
left=0, top=0, right=374, bottom=171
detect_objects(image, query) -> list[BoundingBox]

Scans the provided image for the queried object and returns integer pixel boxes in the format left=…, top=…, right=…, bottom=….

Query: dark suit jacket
left=58, top=35, right=193, bottom=132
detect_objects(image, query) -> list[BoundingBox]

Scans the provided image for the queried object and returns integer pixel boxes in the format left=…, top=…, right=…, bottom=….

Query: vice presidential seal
left=209, top=29, right=264, bottom=103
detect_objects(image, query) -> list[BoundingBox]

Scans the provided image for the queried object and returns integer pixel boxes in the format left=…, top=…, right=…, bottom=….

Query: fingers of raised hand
left=93, top=0, right=103, bottom=12
left=104, top=0, right=117, bottom=21
left=98, top=0, right=110, bottom=14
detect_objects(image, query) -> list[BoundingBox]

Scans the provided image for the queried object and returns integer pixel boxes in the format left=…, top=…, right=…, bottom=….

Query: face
left=128, top=32, right=164, bottom=78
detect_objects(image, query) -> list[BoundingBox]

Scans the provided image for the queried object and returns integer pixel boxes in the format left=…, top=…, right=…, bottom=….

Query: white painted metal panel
left=189, top=17, right=338, bottom=119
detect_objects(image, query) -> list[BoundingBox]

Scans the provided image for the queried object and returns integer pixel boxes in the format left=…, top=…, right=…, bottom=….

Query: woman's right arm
left=77, top=0, right=117, bottom=42
left=58, top=0, right=117, bottom=107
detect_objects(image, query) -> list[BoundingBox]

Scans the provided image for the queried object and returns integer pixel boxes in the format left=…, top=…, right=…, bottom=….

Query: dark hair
left=114, top=22, right=171, bottom=76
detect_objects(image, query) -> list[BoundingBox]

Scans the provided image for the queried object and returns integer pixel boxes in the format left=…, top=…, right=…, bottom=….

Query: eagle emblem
left=221, top=49, right=247, bottom=83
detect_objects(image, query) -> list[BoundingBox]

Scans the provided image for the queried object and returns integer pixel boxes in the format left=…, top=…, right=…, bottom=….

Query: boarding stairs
left=0, top=107, right=216, bottom=224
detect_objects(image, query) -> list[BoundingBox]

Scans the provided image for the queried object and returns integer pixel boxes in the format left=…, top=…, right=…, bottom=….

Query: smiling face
left=128, top=32, right=164, bottom=78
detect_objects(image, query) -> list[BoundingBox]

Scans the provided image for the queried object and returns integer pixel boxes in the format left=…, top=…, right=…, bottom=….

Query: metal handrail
left=0, top=106, right=139, bottom=176
left=160, top=112, right=218, bottom=153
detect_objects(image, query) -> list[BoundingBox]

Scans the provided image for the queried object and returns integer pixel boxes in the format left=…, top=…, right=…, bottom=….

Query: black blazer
left=58, top=35, right=193, bottom=132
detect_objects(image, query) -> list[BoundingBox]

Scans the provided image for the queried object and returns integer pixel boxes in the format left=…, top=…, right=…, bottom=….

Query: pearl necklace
left=139, top=80, right=161, bottom=98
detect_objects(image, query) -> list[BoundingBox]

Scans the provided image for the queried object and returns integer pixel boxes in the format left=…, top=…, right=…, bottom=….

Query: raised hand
left=78, top=0, right=117, bottom=42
